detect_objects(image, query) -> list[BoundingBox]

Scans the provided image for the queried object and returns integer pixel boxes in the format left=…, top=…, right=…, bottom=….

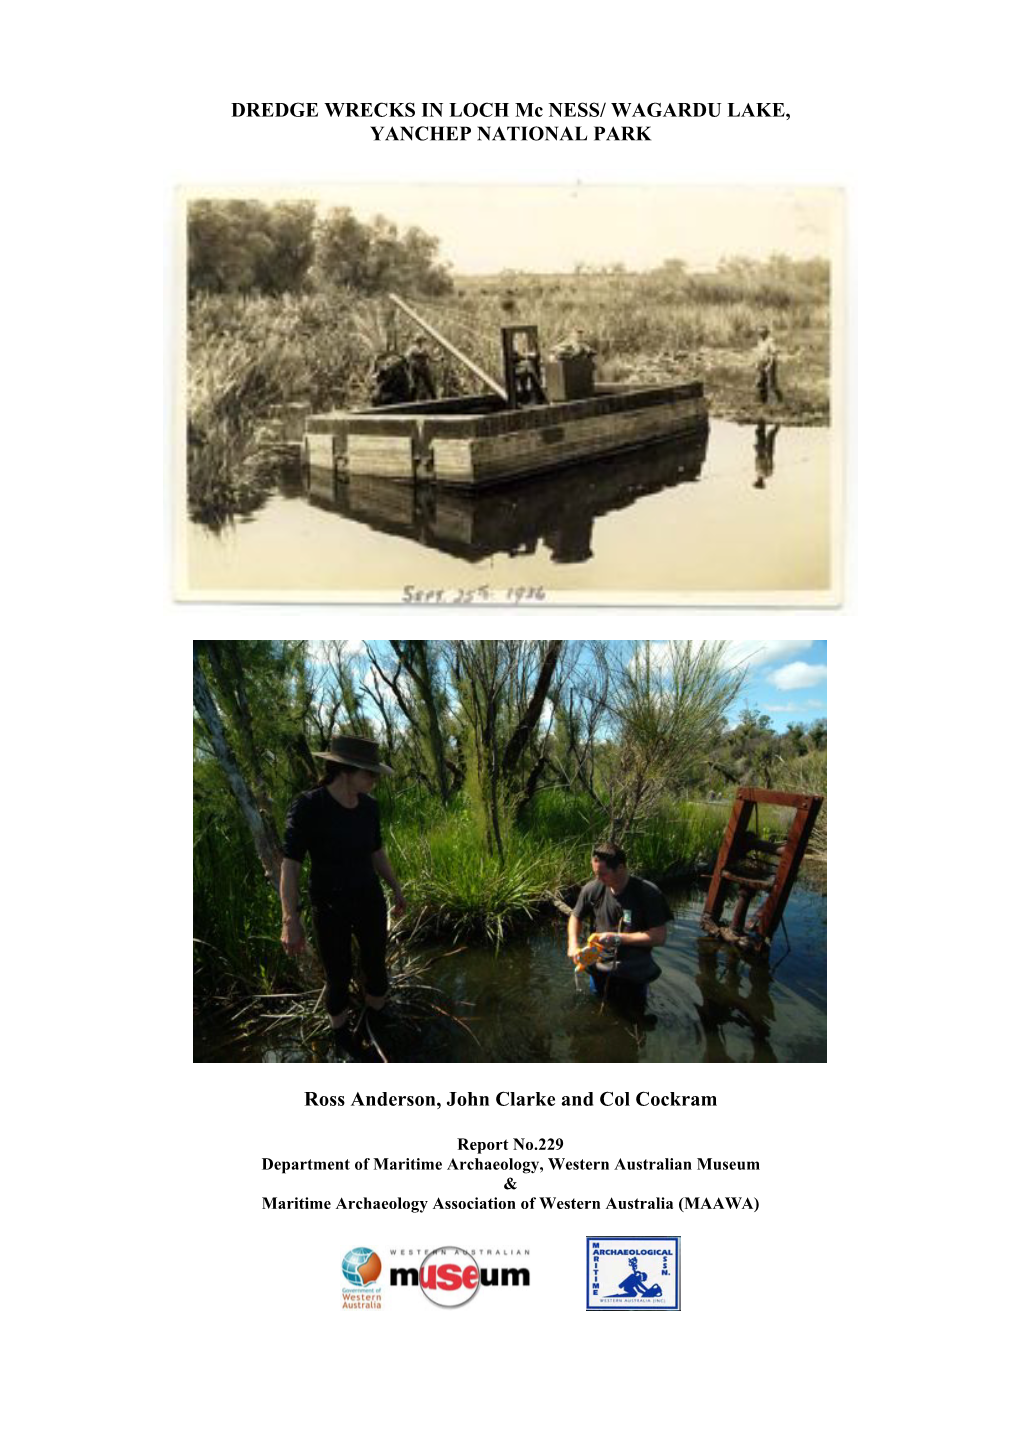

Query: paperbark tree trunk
left=390, top=640, right=451, bottom=803
left=502, top=640, right=563, bottom=780
left=193, top=647, right=283, bottom=888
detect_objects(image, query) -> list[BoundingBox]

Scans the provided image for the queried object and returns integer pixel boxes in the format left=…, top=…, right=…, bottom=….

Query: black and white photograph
left=180, top=184, right=842, bottom=604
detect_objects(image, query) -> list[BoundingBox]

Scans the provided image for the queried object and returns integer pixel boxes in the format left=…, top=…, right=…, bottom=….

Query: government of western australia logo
left=586, top=1236, right=680, bottom=1311
left=341, top=1247, right=383, bottom=1310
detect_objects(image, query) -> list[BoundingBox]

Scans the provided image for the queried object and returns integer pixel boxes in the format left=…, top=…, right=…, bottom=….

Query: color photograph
left=194, top=639, right=827, bottom=1062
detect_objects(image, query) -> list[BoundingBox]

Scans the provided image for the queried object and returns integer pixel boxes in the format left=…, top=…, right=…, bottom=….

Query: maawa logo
left=418, top=1247, right=479, bottom=1308
left=586, top=1236, right=679, bottom=1311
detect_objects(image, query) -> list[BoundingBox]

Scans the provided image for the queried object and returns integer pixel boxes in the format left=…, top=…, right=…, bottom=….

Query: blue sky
left=622, top=640, right=826, bottom=728
left=717, top=640, right=827, bottom=728
left=316, top=640, right=826, bottom=732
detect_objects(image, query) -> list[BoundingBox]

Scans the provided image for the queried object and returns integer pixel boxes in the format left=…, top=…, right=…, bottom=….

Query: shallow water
left=185, top=420, right=832, bottom=599
left=194, top=881, right=826, bottom=1065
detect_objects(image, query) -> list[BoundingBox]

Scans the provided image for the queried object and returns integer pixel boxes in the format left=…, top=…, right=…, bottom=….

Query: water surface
left=186, top=421, right=832, bottom=599
left=194, top=881, right=826, bottom=1065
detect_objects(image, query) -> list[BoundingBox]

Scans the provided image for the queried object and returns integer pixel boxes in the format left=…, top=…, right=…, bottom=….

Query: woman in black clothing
left=279, top=736, right=406, bottom=1060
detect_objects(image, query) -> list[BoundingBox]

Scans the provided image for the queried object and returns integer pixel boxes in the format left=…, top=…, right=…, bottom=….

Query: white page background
left=6, top=3, right=1013, bottom=1440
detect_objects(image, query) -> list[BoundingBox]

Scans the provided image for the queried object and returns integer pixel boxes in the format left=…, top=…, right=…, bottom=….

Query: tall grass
left=624, top=803, right=729, bottom=879
left=387, top=803, right=568, bottom=945
left=193, top=809, right=303, bottom=1001
left=516, top=788, right=726, bottom=877
left=385, top=788, right=729, bottom=945
left=187, top=292, right=375, bottom=524
left=453, top=269, right=828, bottom=364
left=775, top=750, right=827, bottom=853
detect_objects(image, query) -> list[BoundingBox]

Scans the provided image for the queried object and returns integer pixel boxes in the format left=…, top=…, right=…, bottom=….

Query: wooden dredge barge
left=303, top=294, right=708, bottom=489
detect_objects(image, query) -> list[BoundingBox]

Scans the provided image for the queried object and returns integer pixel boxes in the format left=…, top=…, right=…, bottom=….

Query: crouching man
left=568, top=842, right=673, bottom=1005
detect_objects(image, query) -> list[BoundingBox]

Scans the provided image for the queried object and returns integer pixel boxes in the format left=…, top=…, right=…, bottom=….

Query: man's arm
left=372, top=848, right=407, bottom=918
left=594, top=926, right=667, bottom=949
left=280, top=858, right=306, bottom=954
left=567, top=912, right=583, bottom=958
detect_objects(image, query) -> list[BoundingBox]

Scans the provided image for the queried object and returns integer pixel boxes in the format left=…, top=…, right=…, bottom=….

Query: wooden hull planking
left=303, top=382, right=708, bottom=487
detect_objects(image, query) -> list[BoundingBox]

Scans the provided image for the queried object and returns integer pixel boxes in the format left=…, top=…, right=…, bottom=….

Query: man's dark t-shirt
left=571, top=874, right=673, bottom=983
left=282, top=789, right=383, bottom=900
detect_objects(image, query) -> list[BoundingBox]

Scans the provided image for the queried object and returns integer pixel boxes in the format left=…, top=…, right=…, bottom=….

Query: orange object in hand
left=573, top=933, right=609, bottom=972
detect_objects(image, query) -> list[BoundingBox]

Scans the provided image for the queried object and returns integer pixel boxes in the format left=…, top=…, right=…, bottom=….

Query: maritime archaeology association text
left=263, top=1195, right=759, bottom=1212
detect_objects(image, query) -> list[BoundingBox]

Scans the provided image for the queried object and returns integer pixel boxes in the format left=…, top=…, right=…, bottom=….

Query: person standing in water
left=754, top=325, right=784, bottom=405
left=567, top=842, right=672, bottom=1006
left=279, top=736, right=406, bottom=1061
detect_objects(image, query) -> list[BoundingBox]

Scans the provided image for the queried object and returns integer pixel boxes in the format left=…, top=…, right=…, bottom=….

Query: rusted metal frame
left=735, top=786, right=818, bottom=811
left=750, top=794, right=823, bottom=943
left=728, top=884, right=756, bottom=936
left=702, top=795, right=757, bottom=923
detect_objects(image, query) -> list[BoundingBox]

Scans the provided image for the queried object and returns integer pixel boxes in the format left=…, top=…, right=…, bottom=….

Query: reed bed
left=193, top=811, right=301, bottom=1001
left=387, top=791, right=728, bottom=946
left=775, top=750, right=828, bottom=855
left=187, top=293, right=375, bottom=524
left=220, top=936, right=481, bottom=1063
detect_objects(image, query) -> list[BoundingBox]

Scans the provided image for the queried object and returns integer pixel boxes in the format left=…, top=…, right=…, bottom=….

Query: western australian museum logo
left=388, top=1246, right=531, bottom=1305
left=341, top=1246, right=383, bottom=1310
left=586, top=1236, right=680, bottom=1311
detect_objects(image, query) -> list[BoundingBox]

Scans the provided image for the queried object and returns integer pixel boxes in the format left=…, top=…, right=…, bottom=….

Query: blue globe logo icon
left=342, top=1247, right=382, bottom=1287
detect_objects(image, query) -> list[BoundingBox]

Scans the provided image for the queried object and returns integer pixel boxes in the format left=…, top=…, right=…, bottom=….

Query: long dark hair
left=316, top=760, right=362, bottom=788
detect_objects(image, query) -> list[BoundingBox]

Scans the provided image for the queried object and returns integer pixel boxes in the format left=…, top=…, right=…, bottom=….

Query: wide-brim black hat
left=310, top=735, right=394, bottom=775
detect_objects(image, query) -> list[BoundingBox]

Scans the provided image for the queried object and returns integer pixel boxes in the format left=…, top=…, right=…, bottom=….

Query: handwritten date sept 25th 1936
left=402, top=585, right=546, bottom=605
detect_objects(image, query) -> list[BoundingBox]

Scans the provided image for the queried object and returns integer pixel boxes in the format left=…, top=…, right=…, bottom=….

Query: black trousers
left=311, top=883, right=389, bottom=1014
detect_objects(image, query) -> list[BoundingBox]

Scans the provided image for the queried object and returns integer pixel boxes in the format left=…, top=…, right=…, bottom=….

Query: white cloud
left=308, top=640, right=367, bottom=666
left=769, top=661, right=828, bottom=691
left=721, top=640, right=813, bottom=673
left=634, top=641, right=810, bottom=674
left=766, top=700, right=825, bottom=713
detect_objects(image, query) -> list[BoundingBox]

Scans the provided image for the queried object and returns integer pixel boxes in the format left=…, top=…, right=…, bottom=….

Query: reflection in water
left=754, top=421, right=780, bottom=489
left=305, top=433, right=708, bottom=565
left=186, top=419, right=831, bottom=596
left=561, top=937, right=781, bottom=1064
left=194, top=883, right=825, bottom=1064
left=694, top=938, right=778, bottom=1063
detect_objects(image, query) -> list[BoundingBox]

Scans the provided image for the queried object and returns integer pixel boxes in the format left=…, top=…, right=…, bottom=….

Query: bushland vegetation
left=185, top=198, right=831, bottom=523
left=188, top=200, right=454, bottom=298
left=193, top=641, right=826, bottom=1005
